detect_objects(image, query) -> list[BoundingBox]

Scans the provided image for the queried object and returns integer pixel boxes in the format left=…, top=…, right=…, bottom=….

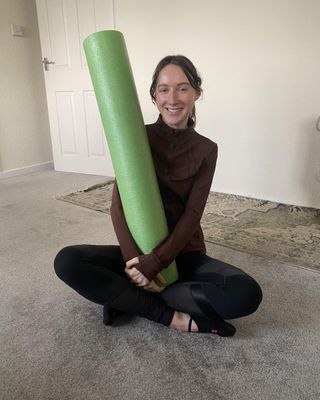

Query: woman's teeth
left=167, top=108, right=182, bottom=113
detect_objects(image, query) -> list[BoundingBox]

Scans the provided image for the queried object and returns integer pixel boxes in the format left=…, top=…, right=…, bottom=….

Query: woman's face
left=155, top=64, right=200, bottom=130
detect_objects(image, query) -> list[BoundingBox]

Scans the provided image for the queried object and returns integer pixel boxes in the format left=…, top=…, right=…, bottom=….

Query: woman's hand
left=125, top=257, right=139, bottom=269
left=125, top=257, right=165, bottom=293
left=125, top=257, right=150, bottom=288
left=125, top=263, right=150, bottom=287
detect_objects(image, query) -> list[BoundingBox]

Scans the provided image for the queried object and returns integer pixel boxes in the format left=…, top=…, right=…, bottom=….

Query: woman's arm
left=111, top=182, right=165, bottom=291
left=135, top=143, right=218, bottom=280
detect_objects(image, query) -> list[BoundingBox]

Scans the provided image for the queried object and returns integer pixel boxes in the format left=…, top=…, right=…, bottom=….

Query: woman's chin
left=162, top=114, right=188, bottom=130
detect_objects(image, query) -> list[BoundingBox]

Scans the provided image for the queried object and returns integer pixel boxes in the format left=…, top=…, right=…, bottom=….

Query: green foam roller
left=83, top=30, right=178, bottom=286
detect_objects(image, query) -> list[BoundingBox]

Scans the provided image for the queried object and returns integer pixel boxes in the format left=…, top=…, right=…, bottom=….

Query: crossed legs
left=54, top=245, right=262, bottom=332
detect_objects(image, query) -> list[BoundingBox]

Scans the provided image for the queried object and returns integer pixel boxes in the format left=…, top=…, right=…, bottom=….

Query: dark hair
left=149, top=55, right=202, bottom=124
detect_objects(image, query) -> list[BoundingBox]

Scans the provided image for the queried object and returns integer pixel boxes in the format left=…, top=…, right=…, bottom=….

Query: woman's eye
left=179, top=86, right=188, bottom=92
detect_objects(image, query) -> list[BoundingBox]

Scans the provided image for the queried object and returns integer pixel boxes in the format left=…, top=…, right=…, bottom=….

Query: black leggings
left=54, top=245, right=262, bottom=327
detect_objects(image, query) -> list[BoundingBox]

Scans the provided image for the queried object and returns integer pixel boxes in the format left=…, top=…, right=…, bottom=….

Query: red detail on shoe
left=211, top=329, right=218, bottom=334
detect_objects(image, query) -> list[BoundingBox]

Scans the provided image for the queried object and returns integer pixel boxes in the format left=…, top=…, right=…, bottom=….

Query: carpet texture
left=1, top=170, right=320, bottom=400
left=57, top=181, right=320, bottom=272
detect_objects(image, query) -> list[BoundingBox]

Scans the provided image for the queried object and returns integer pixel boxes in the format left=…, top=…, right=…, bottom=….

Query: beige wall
left=0, top=0, right=52, bottom=173
left=1, top=0, right=319, bottom=208
left=115, top=0, right=320, bottom=208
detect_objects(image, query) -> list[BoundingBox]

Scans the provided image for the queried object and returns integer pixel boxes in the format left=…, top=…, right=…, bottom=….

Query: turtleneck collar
left=154, top=115, right=195, bottom=136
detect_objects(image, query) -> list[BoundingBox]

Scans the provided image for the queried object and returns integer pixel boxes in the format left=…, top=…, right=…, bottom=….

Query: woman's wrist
left=135, top=253, right=163, bottom=281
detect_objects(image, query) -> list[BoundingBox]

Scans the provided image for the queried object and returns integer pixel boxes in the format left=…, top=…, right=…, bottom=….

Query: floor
left=1, top=169, right=319, bottom=400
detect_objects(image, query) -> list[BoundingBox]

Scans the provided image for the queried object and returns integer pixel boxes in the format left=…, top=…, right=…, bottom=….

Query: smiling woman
left=54, top=53, right=262, bottom=337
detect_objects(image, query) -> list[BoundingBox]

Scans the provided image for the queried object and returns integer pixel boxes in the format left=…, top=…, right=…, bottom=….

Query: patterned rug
left=57, top=181, right=320, bottom=272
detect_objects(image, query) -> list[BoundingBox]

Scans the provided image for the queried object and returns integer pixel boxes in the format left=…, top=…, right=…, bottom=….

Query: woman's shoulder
left=193, top=130, right=217, bottom=149
left=191, top=131, right=218, bottom=164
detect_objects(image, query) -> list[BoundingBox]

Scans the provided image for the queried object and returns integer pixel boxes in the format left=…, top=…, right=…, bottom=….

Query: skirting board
left=0, top=161, right=54, bottom=180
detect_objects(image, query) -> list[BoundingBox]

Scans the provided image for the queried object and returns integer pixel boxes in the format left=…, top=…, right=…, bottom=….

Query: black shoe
left=103, top=305, right=119, bottom=326
left=188, top=315, right=236, bottom=337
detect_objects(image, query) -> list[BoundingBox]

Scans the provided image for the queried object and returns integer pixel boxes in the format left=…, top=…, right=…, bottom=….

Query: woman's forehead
left=157, top=64, right=189, bottom=84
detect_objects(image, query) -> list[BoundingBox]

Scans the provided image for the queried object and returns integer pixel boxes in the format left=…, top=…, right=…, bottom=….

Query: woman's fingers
left=125, top=266, right=150, bottom=287
left=126, top=257, right=139, bottom=268
left=156, top=273, right=167, bottom=285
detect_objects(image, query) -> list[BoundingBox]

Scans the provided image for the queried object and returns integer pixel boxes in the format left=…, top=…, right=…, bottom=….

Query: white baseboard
left=0, top=161, right=54, bottom=180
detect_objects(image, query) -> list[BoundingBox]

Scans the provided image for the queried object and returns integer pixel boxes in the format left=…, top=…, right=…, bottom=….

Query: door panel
left=55, top=92, right=77, bottom=154
left=36, top=0, right=114, bottom=175
left=84, top=91, right=107, bottom=158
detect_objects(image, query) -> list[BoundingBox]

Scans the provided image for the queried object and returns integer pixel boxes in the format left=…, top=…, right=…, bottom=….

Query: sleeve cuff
left=135, top=252, right=163, bottom=281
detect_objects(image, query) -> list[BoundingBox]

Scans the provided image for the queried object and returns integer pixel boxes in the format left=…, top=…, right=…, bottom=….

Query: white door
left=36, top=0, right=114, bottom=176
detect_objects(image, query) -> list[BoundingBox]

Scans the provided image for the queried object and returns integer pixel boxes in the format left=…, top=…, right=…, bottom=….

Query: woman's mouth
left=166, top=107, right=183, bottom=114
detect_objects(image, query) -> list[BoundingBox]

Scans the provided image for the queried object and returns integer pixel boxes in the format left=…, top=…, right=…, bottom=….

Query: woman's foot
left=103, top=305, right=121, bottom=326
left=169, top=311, right=199, bottom=332
left=190, top=315, right=236, bottom=337
left=169, top=311, right=236, bottom=337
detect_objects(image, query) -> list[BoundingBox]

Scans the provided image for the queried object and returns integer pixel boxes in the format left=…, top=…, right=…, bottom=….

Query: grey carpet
left=1, top=170, right=320, bottom=400
left=57, top=181, right=320, bottom=271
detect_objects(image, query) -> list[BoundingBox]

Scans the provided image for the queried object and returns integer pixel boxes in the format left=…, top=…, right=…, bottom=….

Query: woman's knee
left=226, top=274, right=263, bottom=318
left=54, top=245, right=81, bottom=282
left=244, top=276, right=263, bottom=313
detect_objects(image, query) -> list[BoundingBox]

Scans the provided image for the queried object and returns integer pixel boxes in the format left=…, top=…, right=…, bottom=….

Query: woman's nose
left=167, top=89, right=178, bottom=104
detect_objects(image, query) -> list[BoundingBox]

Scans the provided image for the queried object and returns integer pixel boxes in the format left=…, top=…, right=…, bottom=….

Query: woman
left=54, top=55, right=262, bottom=337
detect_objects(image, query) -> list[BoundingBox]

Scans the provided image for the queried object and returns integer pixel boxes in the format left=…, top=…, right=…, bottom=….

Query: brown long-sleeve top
left=110, top=116, right=218, bottom=281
